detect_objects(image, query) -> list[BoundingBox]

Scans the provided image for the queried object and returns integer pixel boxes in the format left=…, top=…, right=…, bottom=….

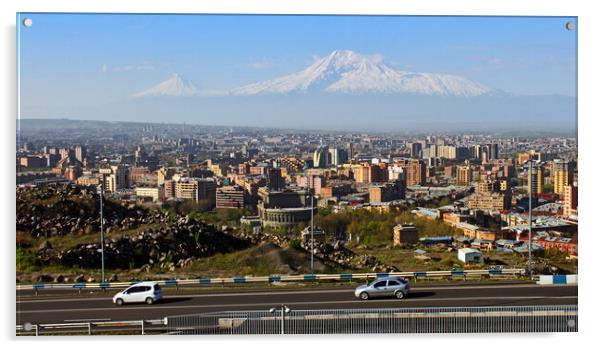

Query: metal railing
left=17, top=305, right=577, bottom=335
left=16, top=268, right=526, bottom=292
left=16, top=319, right=165, bottom=336
left=166, top=305, right=577, bottom=335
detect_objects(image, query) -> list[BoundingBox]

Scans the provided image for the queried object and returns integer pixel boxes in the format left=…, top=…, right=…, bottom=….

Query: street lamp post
left=310, top=183, right=314, bottom=274
left=99, top=174, right=106, bottom=283
left=527, top=160, right=533, bottom=278
left=269, top=305, right=291, bottom=334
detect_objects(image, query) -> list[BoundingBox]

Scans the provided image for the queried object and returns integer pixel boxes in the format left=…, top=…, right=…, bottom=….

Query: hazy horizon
left=17, top=117, right=577, bottom=138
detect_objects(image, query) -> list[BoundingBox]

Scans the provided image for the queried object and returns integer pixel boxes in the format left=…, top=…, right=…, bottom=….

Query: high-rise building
left=481, top=150, right=489, bottom=164
left=369, top=180, right=406, bottom=204
left=166, top=177, right=216, bottom=210
left=372, top=163, right=389, bottom=183
left=103, top=165, right=129, bottom=193
left=485, top=143, right=499, bottom=160
left=457, top=165, right=473, bottom=185
left=59, top=148, right=72, bottom=160
left=216, top=185, right=245, bottom=209
left=436, top=145, right=457, bottom=159
left=528, top=163, right=544, bottom=195
left=410, top=142, right=422, bottom=158
left=135, top=186, right=164, bottom=202
left=444, top=165, right=455, bottom=177
left=348, top=142, right=354, bottom=160
left=327, top=147, right=348, bottom=166
left=19, top=156, right=46, bottom=168
left=477, top=179, right=497, bottom=194
left=297, top=175, right=324, bottom=194
left=517, top=152, right=533, bottom=164
left=563, top=185, right=578, bottom=217
left=404, top=159, right=426, bottom=186
left=471, top=145, right=482, bottom=160
left=157, top=167, right=176, bottom=186
left=553, top=160, right=575, bottom=196
left=503, top=164, right=515, bottom=179
left=133, top=145, right=146, bottom=166
left=266, top=167, right=285, bottom=191
left=354, top=163, right=371, bottom=184
left=313, top=147, right=328, bottom=168
left=238, top=162, right=251, bottom=175
left=74, top=145, right=87, bottom=163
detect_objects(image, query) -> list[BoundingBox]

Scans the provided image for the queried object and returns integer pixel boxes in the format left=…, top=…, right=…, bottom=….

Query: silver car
left=354, top=277, right=410, bottom=300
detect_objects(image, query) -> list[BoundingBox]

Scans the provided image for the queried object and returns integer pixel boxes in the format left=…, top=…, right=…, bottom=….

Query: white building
left=135, top=186, right=164, bottom=202
left=458, top=248, right=483, bottom=263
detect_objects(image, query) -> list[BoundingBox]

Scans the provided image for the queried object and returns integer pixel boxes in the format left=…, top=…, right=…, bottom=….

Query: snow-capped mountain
left=133, top=74, right=201, bottom=97
left=230, top=50, right=493, bottom=97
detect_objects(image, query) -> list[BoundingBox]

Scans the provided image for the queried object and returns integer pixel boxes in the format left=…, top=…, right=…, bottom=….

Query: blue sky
left=17, top=14, right=577, bottom=130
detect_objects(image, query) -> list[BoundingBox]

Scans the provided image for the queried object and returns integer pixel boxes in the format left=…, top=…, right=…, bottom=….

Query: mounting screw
left=23, top=18, right=33, bottom=28
left=565, top=22, right=576, bottom=31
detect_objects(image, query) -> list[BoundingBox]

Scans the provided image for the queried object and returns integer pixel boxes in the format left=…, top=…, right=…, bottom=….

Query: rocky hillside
left=37, top=214, right=250, bottom=270
left=17, top=184, right=398, bottom=281
left=17, top=184, right=250, bottom=270
left=17, top=185, right=149, bottom=237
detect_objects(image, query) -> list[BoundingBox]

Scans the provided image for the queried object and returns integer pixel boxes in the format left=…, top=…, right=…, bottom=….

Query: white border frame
left=2, top=1, right=599, bottom=347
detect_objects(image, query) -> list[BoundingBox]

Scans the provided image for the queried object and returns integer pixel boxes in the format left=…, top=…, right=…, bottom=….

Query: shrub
left=289, top=239, right=301, bottom=249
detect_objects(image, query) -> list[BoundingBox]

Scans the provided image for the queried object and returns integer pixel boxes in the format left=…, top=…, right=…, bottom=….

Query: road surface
left=16, top=283, right=577, bottom=325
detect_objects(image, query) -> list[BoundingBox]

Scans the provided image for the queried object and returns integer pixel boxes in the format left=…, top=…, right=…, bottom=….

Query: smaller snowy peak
left=133, top=74, right=201, bottom=97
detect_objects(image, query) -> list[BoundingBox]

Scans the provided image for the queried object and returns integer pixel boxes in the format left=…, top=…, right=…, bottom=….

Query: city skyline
left=17, top=117, right=578, bottom=138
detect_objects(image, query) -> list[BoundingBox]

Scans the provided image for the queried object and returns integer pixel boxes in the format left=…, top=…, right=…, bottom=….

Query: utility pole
left=528, top=159, right=533, bottom=278
left=309, top=176, right=314, bottom=274
left=99, top=174, right=106, bottom=283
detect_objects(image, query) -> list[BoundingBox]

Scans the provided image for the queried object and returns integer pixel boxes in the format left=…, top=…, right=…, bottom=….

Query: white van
left=113, top=281, right=163, bottom=305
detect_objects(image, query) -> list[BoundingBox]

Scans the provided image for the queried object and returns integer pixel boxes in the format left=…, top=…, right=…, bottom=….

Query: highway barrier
left=16, top=319, right=165, bottom=336
left=537, top=274, right=578, bottom=285
left=17, top=305, right=577, bottom=335
left=165, top=305, right=578, bottom=334
left=16, top=268, right=526, bottom=292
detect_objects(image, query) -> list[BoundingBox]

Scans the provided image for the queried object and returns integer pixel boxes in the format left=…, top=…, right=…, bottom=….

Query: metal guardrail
left=538, top=274, right=578, bottom=285
left=17, top=304, right=576, bottom=335
left=16, top=319, right=165, bottom=336
left=16, top=268, right=525, bottom=291
left=166, top=305, right=577, bottom=335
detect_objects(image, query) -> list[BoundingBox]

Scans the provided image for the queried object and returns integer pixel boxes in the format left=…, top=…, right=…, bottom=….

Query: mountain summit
left=230, top=50, right=493, bottom=97
left=133, top=74, right=201, bottom=97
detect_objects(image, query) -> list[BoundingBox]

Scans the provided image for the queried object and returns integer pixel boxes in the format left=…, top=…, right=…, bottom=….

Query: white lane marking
left=64, top=318, right=111, bottom=322
left=17, top=296, right=577, bottom=314
left=16, top=284, right=575, bottom=304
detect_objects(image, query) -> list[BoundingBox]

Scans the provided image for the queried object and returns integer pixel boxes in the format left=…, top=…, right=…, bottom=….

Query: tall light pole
left=527, top=159, right=533, bottom=277
left=309, top=175, right=314, bottom=274
left=99, top=174, right=106, bottom=283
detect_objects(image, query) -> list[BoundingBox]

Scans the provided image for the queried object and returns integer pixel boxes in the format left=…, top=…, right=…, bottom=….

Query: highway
left=16, top=283, right=577, bottom=325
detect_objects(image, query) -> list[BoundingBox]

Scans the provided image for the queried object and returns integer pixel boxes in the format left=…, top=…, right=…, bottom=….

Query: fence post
left=141, top=320, right=145, bottom=335
left=35, top=324, right=39, bottom=336
left=281, top=308, right=285, bottom=334
left=88, top=322, right=92, bottom=335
